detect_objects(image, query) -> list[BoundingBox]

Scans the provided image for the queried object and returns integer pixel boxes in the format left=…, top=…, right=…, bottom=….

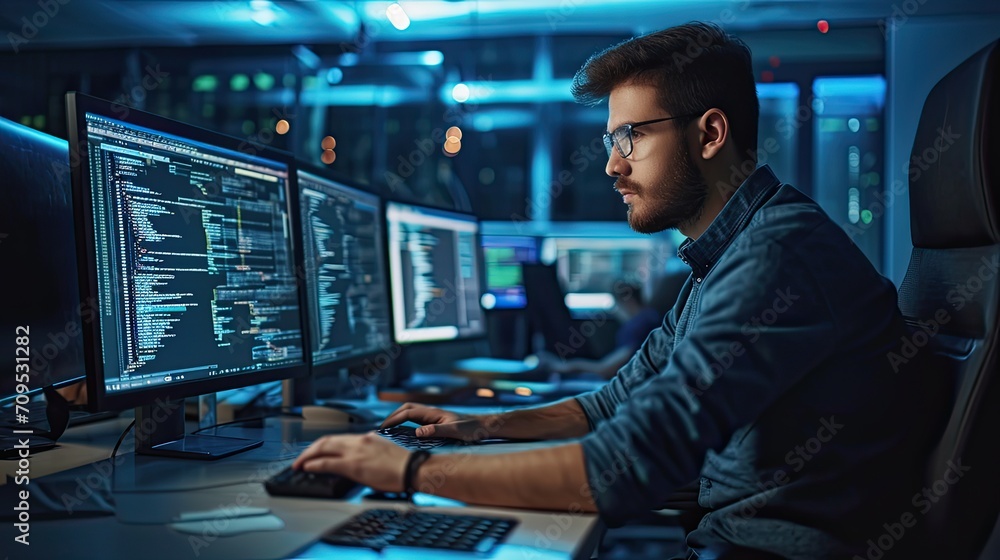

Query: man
left=294, top=22, right=941, bottom=559
left=542, top=281, right=663, bottom=378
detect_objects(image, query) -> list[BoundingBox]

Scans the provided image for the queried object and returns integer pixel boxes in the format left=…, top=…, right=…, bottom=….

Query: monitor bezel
left=66, top=92, right=310, bottom=413
left=383, top=199, right=487, bottom=346
left=291, top=162, right=397, bottom=378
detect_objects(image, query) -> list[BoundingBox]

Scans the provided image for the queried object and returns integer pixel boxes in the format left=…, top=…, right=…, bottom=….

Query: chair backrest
left=897, top=39, right=999, bottom=559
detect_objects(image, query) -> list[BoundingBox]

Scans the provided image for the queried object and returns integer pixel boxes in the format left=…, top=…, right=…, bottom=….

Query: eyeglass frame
left=602, top=113, right=702, bottom=159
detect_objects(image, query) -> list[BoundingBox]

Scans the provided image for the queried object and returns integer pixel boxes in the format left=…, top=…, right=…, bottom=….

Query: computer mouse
left=300, top=405, right=380, bottom=426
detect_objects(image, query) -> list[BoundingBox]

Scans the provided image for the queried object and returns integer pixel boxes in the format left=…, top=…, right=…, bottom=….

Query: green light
left=820, top=118, right=847, bottom=132
left=32, top=115, right=45, bottom=130
left=861, top=209, right=873, bottom=224
left=192, top=75, right=218, bottom=92
left=282, top=73, right=296, bottom=88
left=242, top=120, right=255, bottom=136
left=230, top=74, right=250, bottom=92
left=253, top=72, right=275, bottom=91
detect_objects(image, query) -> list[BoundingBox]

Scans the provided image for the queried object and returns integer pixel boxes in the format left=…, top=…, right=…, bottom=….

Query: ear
left=696, top=108, right=729, bottom=161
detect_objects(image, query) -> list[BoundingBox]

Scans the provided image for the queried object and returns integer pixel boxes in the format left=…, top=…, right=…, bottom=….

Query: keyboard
left=264, top=466, right=360, bottom=499
left=376, top=425, right=471, bottom=450
left=321, top=508, right=517, bottom=553
left=265, top=426, right=470, bottom=500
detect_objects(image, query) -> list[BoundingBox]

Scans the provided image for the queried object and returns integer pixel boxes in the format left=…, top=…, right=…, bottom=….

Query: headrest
left=909, top=40, right=999, bottom=248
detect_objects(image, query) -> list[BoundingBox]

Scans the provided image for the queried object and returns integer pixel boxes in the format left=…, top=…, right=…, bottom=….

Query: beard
left=617, top=142, right=708, bottom=234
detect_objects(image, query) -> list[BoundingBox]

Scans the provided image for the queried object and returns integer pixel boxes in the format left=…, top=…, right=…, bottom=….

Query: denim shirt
left=576, top=165, right=937, bottom=559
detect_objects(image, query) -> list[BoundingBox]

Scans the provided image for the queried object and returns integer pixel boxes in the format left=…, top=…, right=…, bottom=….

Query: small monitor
left=480, top=235, right=538, bottom=310
left=0, top=117, right=86, bottom=403
left=67, top=93, right=308, bottom=458
left=296, top=169, right=392, bottom=368
left=385, top=202, right=485, bottom=344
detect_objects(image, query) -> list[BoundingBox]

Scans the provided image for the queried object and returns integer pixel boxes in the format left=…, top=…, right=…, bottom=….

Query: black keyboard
left=376, top=425, right=471, bottom=450
left=321, top=508, right=517, bottom=553
left=264, top=466, right=359, bottom=499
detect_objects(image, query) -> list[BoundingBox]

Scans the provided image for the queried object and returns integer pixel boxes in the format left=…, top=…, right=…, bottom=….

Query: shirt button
left=695, top=277, right=702, bottom=283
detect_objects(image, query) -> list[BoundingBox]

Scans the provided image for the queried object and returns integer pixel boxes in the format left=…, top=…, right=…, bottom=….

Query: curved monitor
left=385, top=202, right=485, bottom=344
left=295, top=169, right=392, bottom=370
left=66, top=93, right=308, bottom=415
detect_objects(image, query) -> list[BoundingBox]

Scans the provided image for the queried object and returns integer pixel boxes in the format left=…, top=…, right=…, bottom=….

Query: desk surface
left=1, top=412, right=602, bottom=560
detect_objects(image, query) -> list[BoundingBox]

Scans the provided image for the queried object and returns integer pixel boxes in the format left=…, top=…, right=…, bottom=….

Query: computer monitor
left=522, top=263, right=597, bottom=360
left=385, top=201, right=485, bottom=344
left=0, top=117, right=88, bottom=404
left=66, top=92, right=308, bottom=458
left=480, top=235, right=538, bottom=310
left=295, top=168, right=392, bottom=371
left=540, top=236, right=655, bottom=316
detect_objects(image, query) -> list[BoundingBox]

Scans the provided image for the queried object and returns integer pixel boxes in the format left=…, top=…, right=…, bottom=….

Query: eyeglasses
left=603, top=114, right=700, bottom=159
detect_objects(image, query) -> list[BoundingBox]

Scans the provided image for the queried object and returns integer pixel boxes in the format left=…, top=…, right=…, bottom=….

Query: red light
left=761, top=70, right=775, bottom=83
left=769, top=56, right=781, bottom=68
left=817, top=20, right=830, bottom=33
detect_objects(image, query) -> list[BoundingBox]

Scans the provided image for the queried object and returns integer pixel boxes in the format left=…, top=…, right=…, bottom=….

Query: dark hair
left=572, top=22, right=759, bottom=157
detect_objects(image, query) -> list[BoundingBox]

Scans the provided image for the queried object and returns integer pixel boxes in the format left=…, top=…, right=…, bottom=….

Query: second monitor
left=297, top=170, right=393, bottom=368
left=386, top=202, right=485, bottom=344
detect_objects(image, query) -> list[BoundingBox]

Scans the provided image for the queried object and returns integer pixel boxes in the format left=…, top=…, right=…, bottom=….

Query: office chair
left=896, top=39, right=999, bottom=560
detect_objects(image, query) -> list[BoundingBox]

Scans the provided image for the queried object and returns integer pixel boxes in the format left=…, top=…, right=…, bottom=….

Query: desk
left=1, top=414, right=603, bottom=560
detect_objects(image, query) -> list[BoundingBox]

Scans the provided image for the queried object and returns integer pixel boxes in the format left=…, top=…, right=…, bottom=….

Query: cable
left=110, top=419, right=135, bottom=459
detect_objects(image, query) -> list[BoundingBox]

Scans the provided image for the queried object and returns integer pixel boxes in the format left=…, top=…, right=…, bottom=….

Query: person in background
left=542, top=280, right=663, bottom=379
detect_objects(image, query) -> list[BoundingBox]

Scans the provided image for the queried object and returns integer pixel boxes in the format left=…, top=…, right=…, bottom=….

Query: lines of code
left=85, top=115, right=303, bottom=394
left=299, top=174, right=391, bottom=365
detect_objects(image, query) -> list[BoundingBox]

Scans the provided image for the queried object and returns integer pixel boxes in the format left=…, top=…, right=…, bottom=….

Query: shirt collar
left=677, top=165, right=781, bottom=282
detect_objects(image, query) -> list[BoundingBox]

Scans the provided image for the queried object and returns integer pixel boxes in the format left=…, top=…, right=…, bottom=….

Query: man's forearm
left=415, top=443, right=597, bottom=513
left=473, top=398, right=590, bottom=440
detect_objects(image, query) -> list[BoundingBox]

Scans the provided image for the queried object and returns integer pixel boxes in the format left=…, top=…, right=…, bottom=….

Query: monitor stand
left=134, top=399, right=262, bottom=460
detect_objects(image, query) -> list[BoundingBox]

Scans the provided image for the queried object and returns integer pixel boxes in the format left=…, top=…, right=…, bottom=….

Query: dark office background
left=2, top=0, right=998, bottom=283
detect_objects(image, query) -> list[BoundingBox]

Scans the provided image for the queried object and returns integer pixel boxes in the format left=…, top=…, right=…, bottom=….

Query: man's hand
left=292, top=433, right=410, bottom=492
left=380, top=403, right=498, bottom=441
